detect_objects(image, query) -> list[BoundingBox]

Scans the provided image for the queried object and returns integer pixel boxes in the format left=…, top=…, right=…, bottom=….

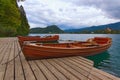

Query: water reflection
left=86, top=51, right=110, bottom=68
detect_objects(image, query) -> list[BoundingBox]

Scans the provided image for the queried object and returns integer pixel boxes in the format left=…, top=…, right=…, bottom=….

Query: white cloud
left=18, top=0, right=120, bottom=29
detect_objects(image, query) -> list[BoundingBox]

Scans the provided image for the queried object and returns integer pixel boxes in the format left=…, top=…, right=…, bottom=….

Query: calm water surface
left=29, top=34, right=120, bottom=77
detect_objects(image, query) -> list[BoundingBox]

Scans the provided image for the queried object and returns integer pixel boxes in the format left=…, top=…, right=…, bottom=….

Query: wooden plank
left=0, top=40, right=10, bottom=80
left=60, top=58, right=89, bottom=75
left=89, top=68, right=111, bottom=80
left=0, top=72, right=3, bottom=80
left=28, top=61, right=47, bottom=80
left=61, top=58, right=92, bottom=74
left=15, top=39, right=25, bottom=80
left=18, top=42, right=36, bottom=80
left=0, top=44, right=7, bottom=63
left=53, top=59, right=88, bottom=80
left=47, top=59, right=79, bottom=80
left=68, top=57, right=93, bottom=69
left=89, top=68, right=120, bottom=80
left=0, top=38, right=13, bottom=80
left=4, top=38, right=15, bottom=80
left=0, top=38, right=6, bottom=52
left=0, top=66, right=4, bottom=80
left=41, top=59, right=68, bottom=80
left=77, top=56, right=93, bottom=64
left=95, top=68, right=120, bottom=80
left=35, top=60, right=58, bottom=80
left=0, top=39, right=11, bottom=63
left=76, top=56, right=94, bottom=66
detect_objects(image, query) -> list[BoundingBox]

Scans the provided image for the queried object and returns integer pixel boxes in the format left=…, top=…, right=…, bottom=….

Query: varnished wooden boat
left=21, top=37, right=112, bottom=60
left=18, top=35, right=59, bottom=46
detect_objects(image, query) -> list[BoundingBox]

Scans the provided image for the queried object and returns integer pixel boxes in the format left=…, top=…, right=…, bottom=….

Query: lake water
left=29, top=34, right=120, bottom=77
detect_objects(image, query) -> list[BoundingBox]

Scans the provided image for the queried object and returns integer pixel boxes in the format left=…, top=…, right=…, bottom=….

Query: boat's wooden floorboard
left=0, top=37, right=119, bottom=80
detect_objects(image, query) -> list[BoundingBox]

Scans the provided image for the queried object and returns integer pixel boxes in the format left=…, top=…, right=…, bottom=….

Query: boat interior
left=25, top=37, right=111, bottom=48
left=35, top=41, right=99, bottom=48
left=92, top=37, right=111, bottom=44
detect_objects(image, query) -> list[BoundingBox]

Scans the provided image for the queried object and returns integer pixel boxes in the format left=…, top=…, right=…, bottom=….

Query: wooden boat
left=18, top=35, right=59, bottom=46
left=21, top=37, right=112, bottom=60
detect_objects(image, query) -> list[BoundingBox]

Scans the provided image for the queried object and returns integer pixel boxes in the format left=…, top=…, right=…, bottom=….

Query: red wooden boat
left=21, top=37, right=112, bottom=60
left=18, top=35, right=59, bottom=46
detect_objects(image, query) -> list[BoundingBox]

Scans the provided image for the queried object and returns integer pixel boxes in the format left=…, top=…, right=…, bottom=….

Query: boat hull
left=22, top=43, right=111, bottom=60
left=18, top=35, right=59, bottom=46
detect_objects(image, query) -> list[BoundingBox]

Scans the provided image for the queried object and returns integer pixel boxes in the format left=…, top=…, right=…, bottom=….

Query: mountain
left=30, top=22, right=120, bottom=34
left=0, top=0, right=29, bottom=37
left=30, top=25, right=64, bottom=33
left=64, top=22, right=120, bottom=33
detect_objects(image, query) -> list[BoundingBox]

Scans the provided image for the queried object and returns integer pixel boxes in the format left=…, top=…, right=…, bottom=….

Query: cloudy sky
left=19, top=0, right=120, bottom=30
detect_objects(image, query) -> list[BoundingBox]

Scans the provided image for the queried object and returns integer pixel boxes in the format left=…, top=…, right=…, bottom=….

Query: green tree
left=0, top=0, right=29, bottom=37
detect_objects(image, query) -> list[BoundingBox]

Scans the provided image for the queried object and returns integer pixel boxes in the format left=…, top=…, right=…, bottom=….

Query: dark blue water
left=29, top=34, right=120, bottom=77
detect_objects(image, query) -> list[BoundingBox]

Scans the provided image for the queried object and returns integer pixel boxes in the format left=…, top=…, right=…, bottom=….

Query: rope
left=2, top=42, right=25, bottom=65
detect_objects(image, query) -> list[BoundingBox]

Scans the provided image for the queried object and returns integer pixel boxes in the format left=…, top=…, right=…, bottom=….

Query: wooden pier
left=0, top=37, right=119, bottom=80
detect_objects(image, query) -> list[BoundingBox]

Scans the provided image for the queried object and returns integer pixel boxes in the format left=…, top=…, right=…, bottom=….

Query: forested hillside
left=0, top=0, right=29, bottom=37
left=30, top=25, right=64, bottom=33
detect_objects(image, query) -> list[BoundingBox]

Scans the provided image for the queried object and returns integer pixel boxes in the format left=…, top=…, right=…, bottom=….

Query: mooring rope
left=1, top=42, right=25, bottom=65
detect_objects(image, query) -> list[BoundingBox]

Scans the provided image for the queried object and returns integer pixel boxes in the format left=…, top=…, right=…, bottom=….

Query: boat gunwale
left=25, top=42, right=111, bottom=50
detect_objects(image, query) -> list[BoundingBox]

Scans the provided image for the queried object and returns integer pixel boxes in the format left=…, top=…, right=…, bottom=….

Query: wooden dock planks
left=0, top=37, right=119, bottom=80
